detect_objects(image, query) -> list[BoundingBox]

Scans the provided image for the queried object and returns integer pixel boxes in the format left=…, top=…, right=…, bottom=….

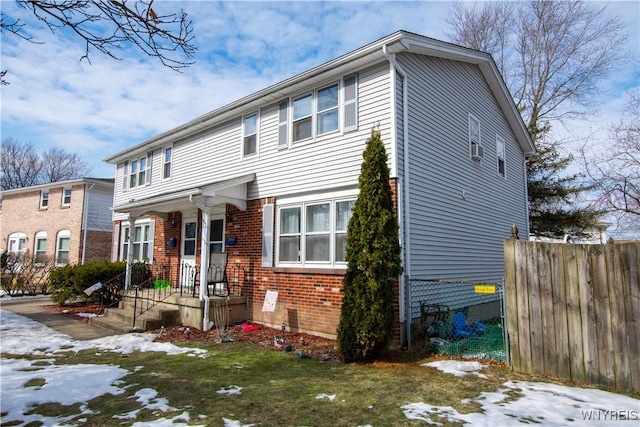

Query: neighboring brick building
left=1, top=178, right=114, bottom=265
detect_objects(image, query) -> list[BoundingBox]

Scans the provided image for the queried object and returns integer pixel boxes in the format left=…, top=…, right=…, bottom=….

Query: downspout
left=189, top=195, right=213, bottom=331
left=383, top=45, right=412, bottom=347
left=81, top=183, right=96, bottom=265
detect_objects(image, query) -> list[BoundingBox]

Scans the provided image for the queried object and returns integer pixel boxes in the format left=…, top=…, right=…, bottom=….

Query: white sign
left=262, top=290, right=278, bottom=312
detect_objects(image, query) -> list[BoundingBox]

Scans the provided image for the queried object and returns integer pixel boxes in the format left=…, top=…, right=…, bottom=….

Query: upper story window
left=127, top=152, right=151, bottom=189
left=163, top=146, right=172, bottom=179
left=496, top=136, right=506, bottom=178
left=243, top=113, right=258, bottom=156
left=469, top=115, right=484, bottom=161
left=277, top=197, right=356, bottom=266
left=56, top=230, right=71, bottom=265
left=293, top=94, right=313, bottom=142
left=316, top=84, right=339, bottom=135
left=40, top=190, right=49, bottom=209
left=34, top=231, right=47, bottom=262
left=62, top=188, right=72, bottom=206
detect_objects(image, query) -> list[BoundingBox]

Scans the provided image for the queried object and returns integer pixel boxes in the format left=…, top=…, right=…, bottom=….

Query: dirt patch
left=44, top=302, right=104, bottom=324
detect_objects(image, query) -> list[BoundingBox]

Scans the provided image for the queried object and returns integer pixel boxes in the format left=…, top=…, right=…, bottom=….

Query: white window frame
left=292, top=93, right=313, bottom=143
left=55, top=230, right=71, bottom=265
left=209, top=217, right=225, bottom=253
left=243, top=112, right=259, bottom=157
left=469, top=114, right=482, bottom=161
left=8, top=232, right=27, bottom=254
left=120, top=220, right=154, bottom=263
left=40, top=190, right=49, bottom=209
left=496, top=136, right=506, bottom=178
left=316, top=83, right=339, bottom=136
left=128, top=153, right=150, bottom=189
left=163, top=146, right=173, bottom=179
left=276, top=192, right=357, bottom=267
left=34, top=231, right=47, bottom=262
left=62, top=187, right=72, bottom=206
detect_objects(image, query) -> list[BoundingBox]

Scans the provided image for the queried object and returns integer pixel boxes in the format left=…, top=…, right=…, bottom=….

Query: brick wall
left=82, top=230, right=113, bottom=262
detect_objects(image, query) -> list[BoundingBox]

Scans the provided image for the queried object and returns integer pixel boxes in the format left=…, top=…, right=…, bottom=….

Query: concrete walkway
left=1, top=296, right=117, bottom=340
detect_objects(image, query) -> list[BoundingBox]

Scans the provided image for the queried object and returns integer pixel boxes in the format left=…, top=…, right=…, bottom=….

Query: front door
left=180, top=217, right=197, bottom=291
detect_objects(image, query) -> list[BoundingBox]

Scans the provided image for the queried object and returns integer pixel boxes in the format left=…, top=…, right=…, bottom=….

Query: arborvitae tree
left=336, top=127, right=402, bottom=363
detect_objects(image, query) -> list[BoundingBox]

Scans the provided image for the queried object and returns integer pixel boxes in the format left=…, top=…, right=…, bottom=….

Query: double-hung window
left=243, top=113, right=258, bottom=156
left=496, top=136, right=506, bottom=177
left=122, top=221, right=154, bottom=262
left=62, top=188, right=72, bottom=206
left=277, top=197, right=355, bottom=266
left=163, top=147, right=172, bottom=179
left=128, top=153, right=151, bottom=188
left=8, top=232, right=26, bottom=254
left=316, top=84, right=339, bottom=135
left=56, top=230, right=71, bottom=265
left=469, top=115, right=483, bottom=160
left=34, top=231, right=47, bottom=262
left=40, top=190, right=49, bottom=209
left=293, top=94, right=313, bottom=142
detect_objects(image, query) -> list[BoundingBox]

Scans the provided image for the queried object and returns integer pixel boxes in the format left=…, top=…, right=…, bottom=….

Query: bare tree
left=445, top=0, right=627, bottom=237
left=1, top=0, right=196, bottom=84
left=0, top=137, right=42, bottom=190
left=1, top=137, right=92, bottom=190
left=583, top=91, right=640, bottom=224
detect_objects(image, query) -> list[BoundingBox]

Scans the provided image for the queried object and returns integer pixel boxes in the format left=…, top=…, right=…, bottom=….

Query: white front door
left=180, top=218, right=197, bottom=291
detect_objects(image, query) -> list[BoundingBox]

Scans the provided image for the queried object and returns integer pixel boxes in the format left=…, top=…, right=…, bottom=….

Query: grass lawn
left=2, top=338, right=584, bottom=427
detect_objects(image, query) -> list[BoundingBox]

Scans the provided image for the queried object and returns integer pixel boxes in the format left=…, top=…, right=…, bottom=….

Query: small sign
left=84, top=281, right=103, bottom=296
left=262, top=290, right=278, bottom=312
left=225, top=237, right=237, bottom=245
left=474, top=285, right=496, bottom=294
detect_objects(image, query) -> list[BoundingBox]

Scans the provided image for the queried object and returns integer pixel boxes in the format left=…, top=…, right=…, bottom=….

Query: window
left=163, top=146, right=172, bottom=179
left=8, top=232, right=26, bottom=254
left=496, top=136, right=506, bottom=177
left=209, top=219, right=225, bottom=253
left=293, top=94, right=313, bottom=142
left=128, top=153, right=150, bottom=189
left=183, top=221, right=197, bottom=256
left=34, top=231, right=47, bottom=262
left=243, top=113, right=258, bottom=156
left=277, top=197, right=356, bottom=266
left=56, top=230, right=71, bottom=265
left=277, top=100, right=289, bottom=150
left=316, top=84, right=339, bottom=135
left=469, top=115, right=483, bottom=160
left=122, top=222, right=154, bottom=262
left=62, top=188, right=72, bottom=206
left=40, top=190, right=49, bottom=209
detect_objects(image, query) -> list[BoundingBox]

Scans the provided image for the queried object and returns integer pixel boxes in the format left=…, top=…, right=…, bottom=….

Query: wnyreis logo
left=581, top=409, right=639, bottom=422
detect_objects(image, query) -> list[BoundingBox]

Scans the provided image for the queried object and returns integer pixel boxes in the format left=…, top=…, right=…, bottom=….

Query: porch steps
left=89, top=295, right=181, bottom=334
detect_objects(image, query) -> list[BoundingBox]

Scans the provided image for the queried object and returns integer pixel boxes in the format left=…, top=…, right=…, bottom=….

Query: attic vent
left=471, top=142, right=484, bottom=160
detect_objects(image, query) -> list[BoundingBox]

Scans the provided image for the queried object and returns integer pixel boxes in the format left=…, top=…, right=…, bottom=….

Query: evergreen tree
left=336, top=127, right=402, bottom=363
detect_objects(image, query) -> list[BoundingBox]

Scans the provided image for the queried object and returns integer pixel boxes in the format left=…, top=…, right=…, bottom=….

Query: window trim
left=127, top=153, right=150, bottom=189
left=292, top=93, right=313, bottom=143
left=242, top=112, right=259, bottom=157
left=276, top=193, right=357, bottom=268
left=316, top=83, right=340, bottom=137
left=55, top=230, right=71, bottom=265
left=8, top=232, right=27, bottom=254
left=34, top=231, right=47, bottom=262
left=62, top=187, right=72, bottom=206
left=120, top=219, right=155, bottom=263
left=496, top=135, right=506, bottom=178
left=469, top=114, right=483, bottom=161
left=40, top=190, right=49, bottom=209
left=163, top=146, right=173, bottom=180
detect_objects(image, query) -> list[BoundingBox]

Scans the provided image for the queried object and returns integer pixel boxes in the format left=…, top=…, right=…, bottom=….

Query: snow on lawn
left=413, top=360, right=639, bottom=426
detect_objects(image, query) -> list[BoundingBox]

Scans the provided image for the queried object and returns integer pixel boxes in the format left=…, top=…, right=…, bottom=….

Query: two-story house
left=1, top=178, right=115, bottom=265
left=104, top=31, right=535, bottom=342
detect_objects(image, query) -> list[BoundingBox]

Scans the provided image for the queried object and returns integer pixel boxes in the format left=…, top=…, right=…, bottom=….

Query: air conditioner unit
left=471, top=142, right=484, bottom=160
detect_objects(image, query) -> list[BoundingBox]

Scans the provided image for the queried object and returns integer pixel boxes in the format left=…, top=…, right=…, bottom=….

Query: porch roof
left=112, top=173, right=255, bottom=219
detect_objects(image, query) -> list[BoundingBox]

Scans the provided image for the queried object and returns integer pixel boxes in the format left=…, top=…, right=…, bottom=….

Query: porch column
left=124, top=214, right=137, bottom=290
left=199, top=207, right=211, bottom=299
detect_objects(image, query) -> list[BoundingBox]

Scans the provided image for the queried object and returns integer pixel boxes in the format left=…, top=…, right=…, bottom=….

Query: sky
left=1, top=307, right=639, bottom=426
left=1, top=1, right=639, bottom=234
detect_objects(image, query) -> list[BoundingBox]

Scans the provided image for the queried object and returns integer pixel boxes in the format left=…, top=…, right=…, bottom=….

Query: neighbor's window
left=469, top=115, right=482, bottom=160
left=34, top=231, right=47, bottom=262
left=496, top=136, right=506, bottom=177
left=7, top=232, right=27, bottom=254
left=40, top=190, right=49, bottom=209
left=62, top=188, right=72, bottom=206
left=128, top=153, right=150, bottom=188
left=163, top=146, right=173, bottom=179
left=277, top=198, right=355, bottom=266
left=243, top=113, right=258, bottom=156
left=316, top=83, right=339, bottom=135
left=293, top=94, right=313, bottom=142
left=56, top=230, right=71, bottom=265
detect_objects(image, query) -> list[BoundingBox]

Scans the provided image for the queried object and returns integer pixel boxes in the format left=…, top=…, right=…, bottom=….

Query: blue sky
left=1, top=0, right=638, bottom=181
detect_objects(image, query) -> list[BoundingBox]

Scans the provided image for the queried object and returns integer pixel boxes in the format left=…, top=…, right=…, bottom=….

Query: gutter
left=189, top=195, right=213, bottom=331
left=383, top=44, right=412, bottom=347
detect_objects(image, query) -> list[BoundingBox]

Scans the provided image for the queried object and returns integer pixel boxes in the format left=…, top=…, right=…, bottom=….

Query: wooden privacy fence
left=504, top=239, right=639, bottom=393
